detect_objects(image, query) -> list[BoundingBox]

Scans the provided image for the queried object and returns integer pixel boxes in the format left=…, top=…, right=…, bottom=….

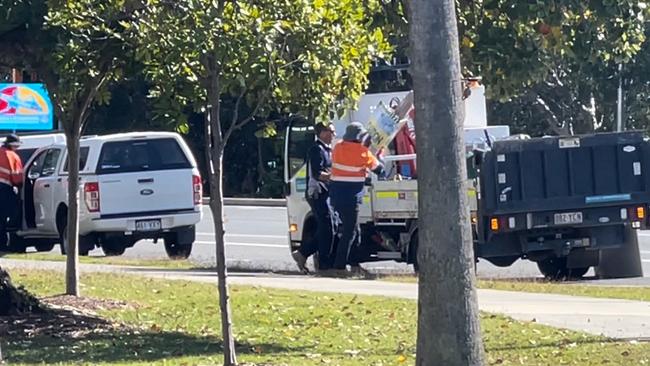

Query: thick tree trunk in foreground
left=408, top=1, right=484, bottom=365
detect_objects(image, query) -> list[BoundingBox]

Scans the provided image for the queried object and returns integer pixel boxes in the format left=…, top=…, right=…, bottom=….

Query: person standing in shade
left=329, top=122, right=384, bottom=272
left=291, top=123, right=336, bottom=272
left=0, top=134, right=24, bottom=250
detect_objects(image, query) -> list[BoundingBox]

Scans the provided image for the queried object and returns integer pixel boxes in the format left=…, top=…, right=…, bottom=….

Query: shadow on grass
left=5, top=330, right=306, bottom=364
left=486, top=338, right=614, bottom=353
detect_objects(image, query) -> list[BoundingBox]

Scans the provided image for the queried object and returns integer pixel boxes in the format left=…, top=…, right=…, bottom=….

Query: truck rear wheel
left=486, top=256, right=518, bottom=267
left=537, top=257, right=589, bottom=280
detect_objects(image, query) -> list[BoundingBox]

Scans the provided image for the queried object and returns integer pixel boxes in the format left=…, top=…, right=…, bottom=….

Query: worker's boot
left=291, top=251, right=309, bottom=274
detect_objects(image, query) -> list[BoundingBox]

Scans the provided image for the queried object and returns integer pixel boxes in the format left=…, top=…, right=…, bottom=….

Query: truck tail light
left=84, top=182, right=100, bottom=213
left=193, top=175, right=202, bottom=205
left=636, top=206, right=645, bottom=220
left=490, top=217, right=499, bottom=232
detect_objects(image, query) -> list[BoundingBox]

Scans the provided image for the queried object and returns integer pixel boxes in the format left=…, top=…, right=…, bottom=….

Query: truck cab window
left=41, top=149, right=61, bottom=177
left=27, top=151, right=48, bottom=179
left=63, top=147, right=90, bottom=172
left=286, top=119, right=314, bottom=180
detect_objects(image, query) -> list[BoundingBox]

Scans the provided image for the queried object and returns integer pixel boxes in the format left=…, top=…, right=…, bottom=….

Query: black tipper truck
left=473, top=132, right=649, bottom=278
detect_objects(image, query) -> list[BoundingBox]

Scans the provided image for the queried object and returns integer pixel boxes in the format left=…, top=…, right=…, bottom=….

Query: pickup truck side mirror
left=28, top=171, right=40, bottom=180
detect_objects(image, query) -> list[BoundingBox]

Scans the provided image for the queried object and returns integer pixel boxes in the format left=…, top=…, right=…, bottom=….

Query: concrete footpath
left=2, top=258, right=649, bottom=340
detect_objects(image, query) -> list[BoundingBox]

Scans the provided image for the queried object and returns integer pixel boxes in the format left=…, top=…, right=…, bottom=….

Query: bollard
left=596, top=226, right=644, bottom=279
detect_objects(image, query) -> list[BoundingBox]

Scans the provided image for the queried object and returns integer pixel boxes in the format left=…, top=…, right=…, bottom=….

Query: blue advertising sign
left=0, top=83, right=54, bottom=131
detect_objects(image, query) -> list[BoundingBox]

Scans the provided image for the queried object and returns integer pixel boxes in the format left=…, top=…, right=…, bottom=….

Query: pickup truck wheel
left=164, top=240, right=192, bottom=260
left=0, top=233, right=7, bottom=253
left=6, top=234, right=26, bottom=253
left=58, top=219, right=90, bottom=256
left=35, top=243, right=55, bottom=252
left=101, top=239, right=126, bottom=257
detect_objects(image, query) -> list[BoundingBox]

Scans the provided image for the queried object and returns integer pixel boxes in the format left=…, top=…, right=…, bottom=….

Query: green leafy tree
left=134, top=0, right=388, bottom=363
left=0, top=0, right=135, bottom=295
left=375, top=0, right=650, bottom=135
left=40, top=0, right=136, bottom=295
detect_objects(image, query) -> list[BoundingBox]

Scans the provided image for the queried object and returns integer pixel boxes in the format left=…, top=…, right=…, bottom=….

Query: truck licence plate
left=135, top=219, right=162, bottom=232
left=554, top=212, right=583, bottom=225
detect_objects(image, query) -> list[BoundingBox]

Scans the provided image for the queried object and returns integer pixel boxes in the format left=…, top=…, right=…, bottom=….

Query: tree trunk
left=205, top=69, right=237, bottom=366
left=408, top=1, right=484, bottom=365
left=208, top=148, right=237, bottom=366
left=65, top=130, right=81, bottom=296
left=256, top=136, right=266, bottom=191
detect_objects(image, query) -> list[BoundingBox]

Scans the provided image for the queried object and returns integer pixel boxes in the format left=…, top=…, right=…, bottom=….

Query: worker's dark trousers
left=0, top=183, right=16, bottom=248
left=331, top=198, right=360, bottom=270
left=299, top=195, right=334, bottom=269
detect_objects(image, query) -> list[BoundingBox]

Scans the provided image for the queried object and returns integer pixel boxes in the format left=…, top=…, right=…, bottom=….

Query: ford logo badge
left=140, top=189, right=154, bottom=196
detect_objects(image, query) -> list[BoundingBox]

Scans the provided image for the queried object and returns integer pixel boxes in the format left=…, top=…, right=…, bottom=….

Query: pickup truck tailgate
left=99, top=170, right=194, bottom=216
left=95, top=137, right=196, bottom=216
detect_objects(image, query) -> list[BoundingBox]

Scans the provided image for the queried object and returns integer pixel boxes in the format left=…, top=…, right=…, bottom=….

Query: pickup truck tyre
left=101, top=238, right=126, bottom=256
left=58, top=218, right=90, bottom=256
left=0, top=233, right=7, bottom=252
left=35, top=243, right=55, bottom=252
left=6, top=233, right=27, bottom=253
left=164, top=240, right=193, bottom=260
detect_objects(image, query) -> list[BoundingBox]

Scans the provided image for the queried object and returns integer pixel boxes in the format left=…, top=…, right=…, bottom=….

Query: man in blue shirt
left=292, top=123, right=336, bottom=272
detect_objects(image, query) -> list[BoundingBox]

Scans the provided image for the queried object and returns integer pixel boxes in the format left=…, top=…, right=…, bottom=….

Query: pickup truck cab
left=8, top=132, right=202, bottom=259
left=15, top=132, right=66, bottom=163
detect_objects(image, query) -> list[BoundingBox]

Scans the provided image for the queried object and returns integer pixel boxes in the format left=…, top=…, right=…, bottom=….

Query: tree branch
left=222, top=32, right=285, bottom=144
left=222, top=86, right=271, bottom=145
left=229, top=87, right=247, bottom=131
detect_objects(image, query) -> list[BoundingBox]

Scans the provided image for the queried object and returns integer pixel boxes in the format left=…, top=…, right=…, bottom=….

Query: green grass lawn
left=5, top=253, right=650, bottom=303
left=3, top=253, right=197, bottom=269
left=479, top=279, right=650, bottom=302
left=3, top=269, right=650, bottom=365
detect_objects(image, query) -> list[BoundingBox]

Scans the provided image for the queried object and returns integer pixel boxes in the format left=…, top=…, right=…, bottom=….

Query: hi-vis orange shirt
left=0, top=147, right=24, bottom=187
left=331, top=141, right=379, bottom=183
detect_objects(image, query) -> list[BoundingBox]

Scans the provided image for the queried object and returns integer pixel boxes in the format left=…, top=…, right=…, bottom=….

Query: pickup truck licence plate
left=554, top=212, right=583, bottom=225
left=135, top=219, right=162, bottom=232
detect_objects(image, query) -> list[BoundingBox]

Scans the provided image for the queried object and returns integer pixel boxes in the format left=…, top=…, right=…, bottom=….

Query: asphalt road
left=59, top=205, right=649, bottom=281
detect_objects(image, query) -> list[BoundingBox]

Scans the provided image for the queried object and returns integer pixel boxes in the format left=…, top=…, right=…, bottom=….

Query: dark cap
left=3, top=134, right=21, bottom=147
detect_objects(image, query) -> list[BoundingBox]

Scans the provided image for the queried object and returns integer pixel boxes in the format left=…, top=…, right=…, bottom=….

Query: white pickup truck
left=6, top=132, right=203, bottom=259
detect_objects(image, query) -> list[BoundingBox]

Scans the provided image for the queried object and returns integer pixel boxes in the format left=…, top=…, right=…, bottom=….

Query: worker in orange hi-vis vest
left=0, top=134, right=24, bottom=249
left=329, top=122, right=385, bottom=272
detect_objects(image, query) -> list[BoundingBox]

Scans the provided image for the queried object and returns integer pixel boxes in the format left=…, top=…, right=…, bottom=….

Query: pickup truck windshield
left=96, top=138, right=191, bottom=174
